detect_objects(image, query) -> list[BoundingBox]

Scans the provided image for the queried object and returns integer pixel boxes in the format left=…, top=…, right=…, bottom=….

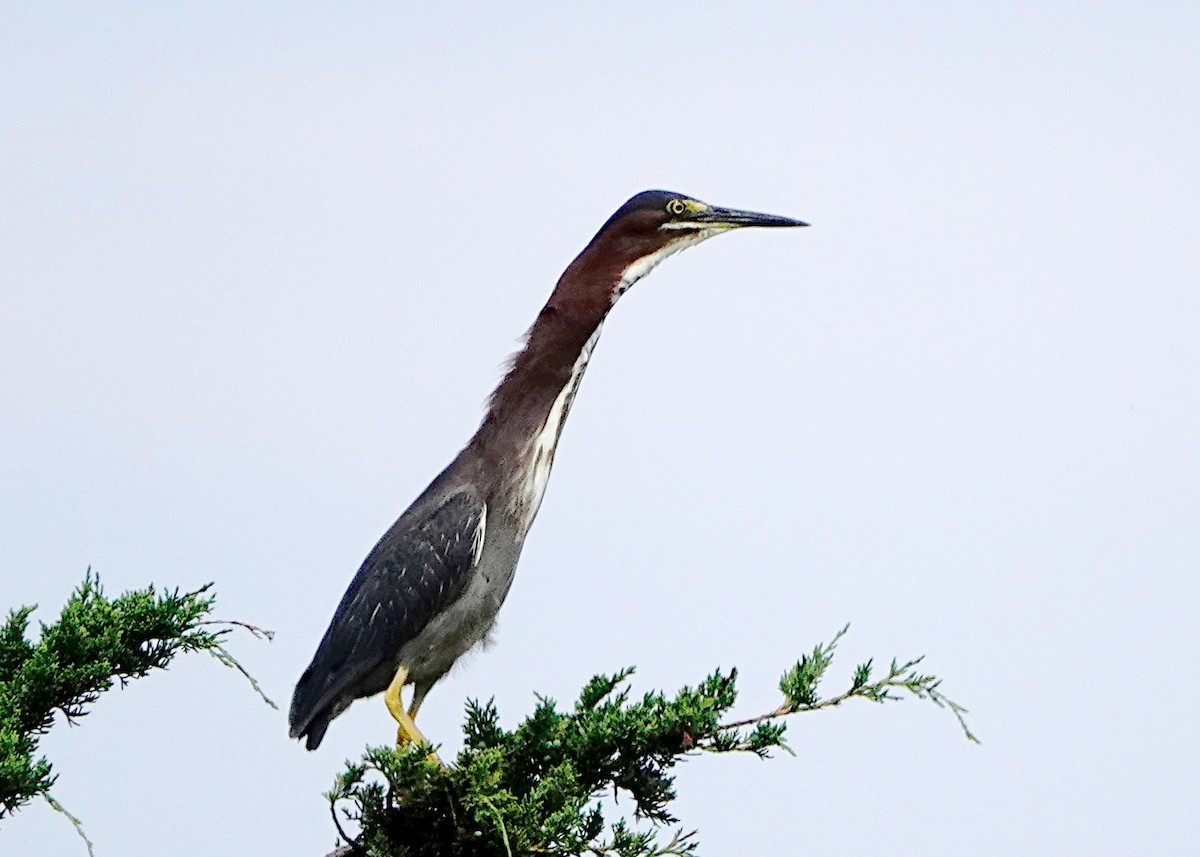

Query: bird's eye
left=666, top=199, right=687, bottom=216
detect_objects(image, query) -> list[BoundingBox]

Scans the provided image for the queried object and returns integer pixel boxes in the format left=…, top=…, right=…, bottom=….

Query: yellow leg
left=384, top=665, right=429, bottom=746
left=384, top=666, right=442, bottom=765
left=408, top=683, right=430, bottom=721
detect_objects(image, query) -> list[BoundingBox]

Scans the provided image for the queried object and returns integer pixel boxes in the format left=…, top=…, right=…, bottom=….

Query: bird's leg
left=408, top=682, right=431, bottom=721
left=384, top=666, right=443, bottom=765
left=384, top=666, right=427, bottom=746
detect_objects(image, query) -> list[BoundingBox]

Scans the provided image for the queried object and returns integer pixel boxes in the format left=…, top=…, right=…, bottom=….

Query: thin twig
left=719, top=689, right=858, bottom=731
left=329, top=794, right=355, bottom=849
left=208, top=644, right=278, bottom=709
left=44, top=793, right=94, bottom=857
left=719, top=655, right=979, bottom=744
left=478, top=794, right=513, bottom=857
left=198, top=618, right=276, bottom=641
left=924, top=686, right=980, bottom=744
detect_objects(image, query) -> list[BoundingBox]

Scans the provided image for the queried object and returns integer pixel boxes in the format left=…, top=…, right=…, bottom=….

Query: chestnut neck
left=467, top=235, right=630, bottom=484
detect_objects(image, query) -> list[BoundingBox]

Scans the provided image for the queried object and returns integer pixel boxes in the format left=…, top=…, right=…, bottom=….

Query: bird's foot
left=395, top=725, right=444, bottom=766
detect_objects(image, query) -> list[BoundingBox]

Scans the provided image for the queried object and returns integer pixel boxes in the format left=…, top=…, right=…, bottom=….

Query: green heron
left=289, top=190, right=806, bottom=750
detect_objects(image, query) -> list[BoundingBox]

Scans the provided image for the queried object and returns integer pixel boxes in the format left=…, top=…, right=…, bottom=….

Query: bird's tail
left=289, top=665, right=338, bottom=750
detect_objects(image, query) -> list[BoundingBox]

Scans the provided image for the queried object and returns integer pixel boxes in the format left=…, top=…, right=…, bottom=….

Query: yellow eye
left=666, top=199, right=687, bottom=216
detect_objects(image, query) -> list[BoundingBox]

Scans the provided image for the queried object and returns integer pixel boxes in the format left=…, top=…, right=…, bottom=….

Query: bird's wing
left=288, top=486, right=486, bottom=743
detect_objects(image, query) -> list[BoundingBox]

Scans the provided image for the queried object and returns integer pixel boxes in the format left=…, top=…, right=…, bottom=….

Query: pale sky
left=3, top=3, right=1198, bottom=855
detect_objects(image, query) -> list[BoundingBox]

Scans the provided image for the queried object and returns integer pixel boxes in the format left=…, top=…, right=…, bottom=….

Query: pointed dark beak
left=695, top=205, right=809, bottom=229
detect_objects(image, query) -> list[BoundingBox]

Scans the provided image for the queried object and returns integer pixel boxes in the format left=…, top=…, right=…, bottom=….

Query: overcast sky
left=3, top=3, right=1198, bottom=855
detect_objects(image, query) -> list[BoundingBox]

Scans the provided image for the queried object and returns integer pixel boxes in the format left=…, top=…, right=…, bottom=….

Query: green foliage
left=767, top=624, right=979, bottom=744
left=329, top=668, right=752, bottom=857
left=778, top=625, right=846, bottom=707
left=329, top=626, right=976, bottom=856
left=0, top=572, right=269, bottom=820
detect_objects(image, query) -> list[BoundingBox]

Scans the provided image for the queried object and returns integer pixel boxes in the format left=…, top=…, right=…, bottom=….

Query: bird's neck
left=467, top=229, right=693, bottom=528
left=471, top=263, right=621, bottom=527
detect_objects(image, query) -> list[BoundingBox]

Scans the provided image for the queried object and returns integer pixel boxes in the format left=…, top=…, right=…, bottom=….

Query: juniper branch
left=326, top=625, right=976, bottom=856
left=0, top=572, right=275, bottom=831
left=718, top=626, right=979, bottom=744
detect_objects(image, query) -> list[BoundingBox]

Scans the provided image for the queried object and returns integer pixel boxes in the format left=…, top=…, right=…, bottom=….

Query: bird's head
left=576, top=190, right=808, bottom=301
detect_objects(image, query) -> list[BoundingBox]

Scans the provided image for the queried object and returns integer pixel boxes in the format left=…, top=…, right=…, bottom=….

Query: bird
left=288, top=190, right=807, bottom=751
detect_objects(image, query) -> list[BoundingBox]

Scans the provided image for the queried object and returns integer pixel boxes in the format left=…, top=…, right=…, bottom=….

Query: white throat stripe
left=613, top=229, right=726, bottom=302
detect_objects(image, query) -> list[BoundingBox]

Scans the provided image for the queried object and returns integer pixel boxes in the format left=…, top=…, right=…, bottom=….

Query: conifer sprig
left=0, top=573, right=273, bottom=830
left=327, top=626, right=976, bottom=856
left=722, top=624, right=980, bottom=744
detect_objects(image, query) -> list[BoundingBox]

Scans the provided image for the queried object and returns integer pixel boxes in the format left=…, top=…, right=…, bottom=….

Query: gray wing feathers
left=289, top=487, right=485, bottom=745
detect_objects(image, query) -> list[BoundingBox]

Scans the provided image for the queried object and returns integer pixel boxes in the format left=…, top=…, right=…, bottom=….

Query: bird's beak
left=691, top=205, right=809, bottom=229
